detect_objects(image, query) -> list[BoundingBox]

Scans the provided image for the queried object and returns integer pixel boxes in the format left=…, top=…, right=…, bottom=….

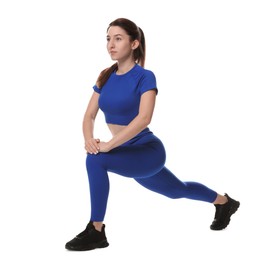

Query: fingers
left=85, top=139, right=100, bottom=154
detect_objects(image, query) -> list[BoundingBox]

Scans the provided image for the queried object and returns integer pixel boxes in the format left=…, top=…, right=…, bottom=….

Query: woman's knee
left=86, top=153, right=105, bottom=170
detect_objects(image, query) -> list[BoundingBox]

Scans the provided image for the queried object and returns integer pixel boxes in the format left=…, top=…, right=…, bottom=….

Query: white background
left=0, top=0, right=263, bottom=259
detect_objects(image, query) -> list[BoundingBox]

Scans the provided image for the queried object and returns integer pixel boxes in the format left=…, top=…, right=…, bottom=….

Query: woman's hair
left=96, top=18, right=146, bottom=88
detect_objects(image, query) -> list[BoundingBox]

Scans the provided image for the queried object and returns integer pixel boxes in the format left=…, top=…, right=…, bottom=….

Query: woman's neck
left=116, top=61, right=136, bottom=75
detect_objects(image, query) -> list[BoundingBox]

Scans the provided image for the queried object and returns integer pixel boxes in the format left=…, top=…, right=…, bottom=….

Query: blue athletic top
left=93, top=64, right=157, bottom=125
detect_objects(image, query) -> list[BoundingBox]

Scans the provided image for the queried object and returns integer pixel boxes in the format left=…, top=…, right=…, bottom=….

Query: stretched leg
left=135, top=166, right=218, bottom=202
left=135, top=166, right=240, bottom=230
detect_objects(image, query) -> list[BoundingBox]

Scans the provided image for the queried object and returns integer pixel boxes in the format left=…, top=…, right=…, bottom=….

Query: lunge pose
left=65, top=18, right=240, bottom=251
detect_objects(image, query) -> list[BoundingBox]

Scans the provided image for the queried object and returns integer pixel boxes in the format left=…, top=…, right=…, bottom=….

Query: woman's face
left=106, top=26, right=135, bottom=62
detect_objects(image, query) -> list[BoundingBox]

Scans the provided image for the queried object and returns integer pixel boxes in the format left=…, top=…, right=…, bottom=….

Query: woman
left=65, top=18, right=240, bottom=251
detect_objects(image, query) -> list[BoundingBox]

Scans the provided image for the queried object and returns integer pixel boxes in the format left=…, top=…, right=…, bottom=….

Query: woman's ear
left=131, top=39, right=140, bottom=50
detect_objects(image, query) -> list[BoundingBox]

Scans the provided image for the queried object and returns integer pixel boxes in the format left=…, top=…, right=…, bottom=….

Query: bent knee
left=86, top=153, right=105, bottom=169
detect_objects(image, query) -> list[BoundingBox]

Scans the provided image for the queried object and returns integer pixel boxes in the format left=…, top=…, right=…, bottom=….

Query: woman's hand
left=98, top=141, right=111, bottom=153
left=85, top=138, right=100, bottom=154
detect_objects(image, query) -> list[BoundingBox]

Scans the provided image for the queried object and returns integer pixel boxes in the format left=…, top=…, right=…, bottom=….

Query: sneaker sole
left=65, top=239, right=109, bottom=251
left=210, top=201, right=240, bottom=230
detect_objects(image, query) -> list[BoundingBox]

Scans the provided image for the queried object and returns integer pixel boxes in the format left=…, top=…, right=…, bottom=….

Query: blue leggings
left=86, top=128, right=217, bottom=221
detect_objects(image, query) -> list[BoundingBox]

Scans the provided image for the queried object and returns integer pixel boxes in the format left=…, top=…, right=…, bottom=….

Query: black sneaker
left=210, top=193, right=240, bottom=230
left=65, top=221, right=109, bottom=251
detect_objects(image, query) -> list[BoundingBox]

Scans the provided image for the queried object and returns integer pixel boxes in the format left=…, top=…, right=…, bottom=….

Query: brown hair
left=96, top=18, right=146, bottom=88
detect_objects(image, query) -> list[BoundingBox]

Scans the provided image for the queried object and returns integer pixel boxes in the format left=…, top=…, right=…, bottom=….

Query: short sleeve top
left=93, top=64, right=157, bottom=125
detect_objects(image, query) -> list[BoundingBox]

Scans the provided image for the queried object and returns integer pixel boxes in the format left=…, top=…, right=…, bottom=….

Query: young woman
left=65, top=18, right=240, bottom=251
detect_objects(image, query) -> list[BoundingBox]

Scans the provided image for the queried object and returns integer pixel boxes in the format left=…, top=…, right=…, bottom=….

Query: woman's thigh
left=87, top=134, right=166, bottom=178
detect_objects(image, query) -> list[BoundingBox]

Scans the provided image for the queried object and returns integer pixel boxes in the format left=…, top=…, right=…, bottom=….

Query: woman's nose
left=108, top=39, right=115, bottom=48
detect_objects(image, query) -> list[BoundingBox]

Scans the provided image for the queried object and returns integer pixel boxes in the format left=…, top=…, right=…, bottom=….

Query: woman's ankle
left=92, top=221, right=103, bottom=232
left=213, top=194, right=228, bottom=205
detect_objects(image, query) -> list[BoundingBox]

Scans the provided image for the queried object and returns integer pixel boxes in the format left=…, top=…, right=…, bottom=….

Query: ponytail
left=96, top=62, right=118, bottom=88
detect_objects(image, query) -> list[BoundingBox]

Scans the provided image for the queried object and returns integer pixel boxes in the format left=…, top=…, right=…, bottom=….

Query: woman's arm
left=99, top=90, right=157, bottom=152
left=83, top=92, right=100, bottom=154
